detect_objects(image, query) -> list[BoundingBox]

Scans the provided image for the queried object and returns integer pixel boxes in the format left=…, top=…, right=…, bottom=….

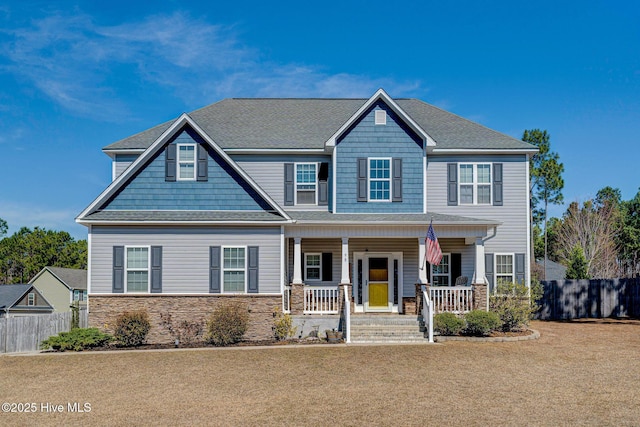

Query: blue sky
left=0, top=0, right=638, bottom=240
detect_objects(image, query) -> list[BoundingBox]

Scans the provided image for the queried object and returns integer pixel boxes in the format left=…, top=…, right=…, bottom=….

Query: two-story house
left=77, top=89, right=536, bottom=343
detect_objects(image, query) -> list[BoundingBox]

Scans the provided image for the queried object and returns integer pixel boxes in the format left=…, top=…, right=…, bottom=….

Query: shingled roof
left=104, top=98, right=535, bottom=152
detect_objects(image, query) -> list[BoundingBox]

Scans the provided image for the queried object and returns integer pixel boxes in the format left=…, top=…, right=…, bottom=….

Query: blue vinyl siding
left=335, top=101, right=424, bottom=213
left=103, top=129, right=272, bottom=211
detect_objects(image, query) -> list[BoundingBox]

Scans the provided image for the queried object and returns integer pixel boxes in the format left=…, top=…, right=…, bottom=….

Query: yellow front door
left=368, top=258, right=389, bottom=308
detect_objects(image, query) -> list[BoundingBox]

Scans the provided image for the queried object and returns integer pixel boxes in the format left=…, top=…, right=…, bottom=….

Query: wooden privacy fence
left=0, top=309, right=88, bottom=353
left=538, top=278, right=640, bottom=320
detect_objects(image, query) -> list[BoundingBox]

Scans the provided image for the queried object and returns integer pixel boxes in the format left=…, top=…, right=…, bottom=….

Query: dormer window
left=177, top=144, right=196, bottom=180
left=375, top=110, right=387, bottom=125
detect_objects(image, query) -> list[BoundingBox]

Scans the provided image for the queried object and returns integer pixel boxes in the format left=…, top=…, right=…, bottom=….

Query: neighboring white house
left=77, top=89, right=537, bottom=343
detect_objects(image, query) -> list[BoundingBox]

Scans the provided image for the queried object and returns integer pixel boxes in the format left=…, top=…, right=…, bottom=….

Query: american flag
left=425, top=221, right=443, bottom=266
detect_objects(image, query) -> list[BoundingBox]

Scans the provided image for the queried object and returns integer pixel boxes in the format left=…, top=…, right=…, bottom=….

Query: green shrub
left=205, top=302, right=249, bottom=346
left=41, top=328, right=112, bottom=352
left=434, top=312, right=465, bottom=336
left=490, top=282, right=535, bottom=332
left=464, top=310, right=502, bottom=336
left=273, top=308, right=297, bottom=341
left=114, top=310, right=151, bottom=347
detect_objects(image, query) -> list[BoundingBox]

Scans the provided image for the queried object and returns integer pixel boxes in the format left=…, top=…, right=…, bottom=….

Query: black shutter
left=426, top=263, right=431, bottom=283
left=318, top=162, right=329, bottom=206
left=112, top=246, right=124, bottom=293
left=165, top=145, right=177, bottom=182
left=357, top=158, right=368, bottom=202
left=447, top=163, right=457, bottom=205
left=392, top=158, right=402, bottom=202
left=485, top=253, right=494, bottom=293
left=451, top=253, right=462, bottom=284
left=284, top=163, right=294, bottom=206
left=322, top=253, right=333, bottom=282
left=197, top=145, right=208, bottom=182
left=247, top=246, right=259, bottom=293
left=150, top=246, right=162, bottom=293
left=515, top=253, right=525, bottom=284
left=493, top=163, right=503, bottom=206
left=209, top=246, right=221, bottom=293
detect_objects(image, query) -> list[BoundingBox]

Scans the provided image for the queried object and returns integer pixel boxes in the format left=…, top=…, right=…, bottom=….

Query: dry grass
left=1, top=319, right=639, bottom=426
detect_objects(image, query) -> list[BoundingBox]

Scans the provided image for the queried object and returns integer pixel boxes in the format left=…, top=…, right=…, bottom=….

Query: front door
left=367, top=257, right=390, bottom=311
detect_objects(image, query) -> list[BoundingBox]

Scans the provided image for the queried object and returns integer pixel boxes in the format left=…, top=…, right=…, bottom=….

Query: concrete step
left=349, top=315, right=427, bottom=343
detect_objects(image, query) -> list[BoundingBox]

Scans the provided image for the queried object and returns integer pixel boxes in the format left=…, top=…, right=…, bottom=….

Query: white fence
left=0, top=310, right=88, bottom=353
left=304, top=286, right=340, bottom=314
left=430, top=286, right=474, bottom=314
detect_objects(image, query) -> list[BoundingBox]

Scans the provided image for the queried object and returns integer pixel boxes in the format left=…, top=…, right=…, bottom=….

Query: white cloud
left=1, top=10, right=425, bottom=120
left=0, top=201, right=85, bottom=240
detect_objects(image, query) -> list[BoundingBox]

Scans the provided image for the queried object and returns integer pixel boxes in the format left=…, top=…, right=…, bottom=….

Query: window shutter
left=447, top=163, right=457, bottom=206
left=165, top=145, right=176, bottom=182
left=451, top=253, right=462, bottom=283
left=112, top=246, right=124, bottom=293
left=150, top=246, right=162, bottom=293
left=197, top=144, right=208, bottom=182
left=515, top=253, right=525, bottom=285
left=493, top=163, right=503, bottom=206
left=357, top=158, right=367, bottom=202
left=318, top=162, right=329, bottom=206
left=284, top=163, right=294, bottom=206
left=485, top=253, right=494, bottom=293
left=392, top=158, right=402, bottom=202
left=322, top=253, right=333, bottom=282
left=209, top=246, right=221, bottom=293
left=426, top=263, right=431, bottom=283
left=247, top=246, right=259, bottom=293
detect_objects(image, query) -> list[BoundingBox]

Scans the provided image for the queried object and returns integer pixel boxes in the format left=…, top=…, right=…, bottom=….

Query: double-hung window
left=126, top=247, right=149, bottom=293
left=459, top=163, right=491, bottom=204
left=177, top=144, right=196, bottom=180
left=27, top=292, right=35, bottom=306
left=431, top=254, right=451, bottom=286
left=295, top=163, right=317, bottom=204
left=495, top=254, right=514, bottom=285
left=369, top=158, right=391, bottom=201
left=223, top=247, right=246, bottom=293
left=73, top=290, right=87, bottom=301
left=304, top=253, right=321, bottom=281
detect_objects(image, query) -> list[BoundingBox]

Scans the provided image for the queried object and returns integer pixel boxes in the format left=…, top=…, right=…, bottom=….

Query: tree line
left=0, top=218, right=87, bottom=284
left=526, top=129, right=640, bottom=280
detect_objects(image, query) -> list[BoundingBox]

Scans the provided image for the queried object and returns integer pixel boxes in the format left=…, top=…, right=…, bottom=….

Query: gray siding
left=114, top=154, right=139, bottom=179
left=234, top=154, right=331, bottom=210
left=427, top=155, right=529, bottom=255
left=90, top=226, right=282, bottom=294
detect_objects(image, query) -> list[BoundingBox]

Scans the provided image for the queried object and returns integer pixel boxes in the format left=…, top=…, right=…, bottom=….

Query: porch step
left=349, top=315, right=427, bottom=343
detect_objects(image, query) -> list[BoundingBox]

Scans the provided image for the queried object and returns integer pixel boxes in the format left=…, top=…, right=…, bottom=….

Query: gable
left=100, top=126, right=274, bottom=212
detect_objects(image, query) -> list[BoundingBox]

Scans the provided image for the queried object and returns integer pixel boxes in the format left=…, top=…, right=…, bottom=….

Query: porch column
left=474, top=238, right=485, bottom=284
left=340, top=237, right=350, bottom=284
left=292, top=237, right=303, bottom=284
left=418, top=237, right=428, bottom=284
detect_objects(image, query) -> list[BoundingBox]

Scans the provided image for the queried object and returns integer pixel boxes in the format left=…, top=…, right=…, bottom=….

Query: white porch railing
left=429, top=286, right=474, bottom=314
left=421, top=285, right=434, bottom=343
left=304, top=286, right=340, bottom=314
left=343, top=284, right=351, bottom=343
left=283, top=285, right=292, bottom=314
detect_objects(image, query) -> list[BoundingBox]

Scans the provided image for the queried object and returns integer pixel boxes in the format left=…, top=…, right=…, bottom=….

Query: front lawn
left=1, top=319, right=639, bottom=426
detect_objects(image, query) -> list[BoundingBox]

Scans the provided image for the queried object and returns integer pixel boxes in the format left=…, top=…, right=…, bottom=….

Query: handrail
left=429, top=286, right=473, bottom=314
left=283, top=285, right=292, bottom=314
left=343, top=284, right=351, bottom=343
left=304, top=285, right=340, bottom=314
left=421, top=285, right=434, bottom=343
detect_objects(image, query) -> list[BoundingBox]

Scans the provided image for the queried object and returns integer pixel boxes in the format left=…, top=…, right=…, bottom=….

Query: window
left=496, top=254, right=514, bottom=285
left=177, top=144, right=196, bottom=180
left=375, top=110, right=387, bottom=125
left=369, top=158, right=391, bottom=201
left=223, top=247, right=246, bottom=293
left=459, top=163, right=491, bottom=205
left=431, top=254, right=450, bottom=286
left=305, top=253, right=321, bottom=281
left=295, top=163, right=317, bottom=204
left=27, top=292, right=35, bottom=306
left=73, top=290, right=87, bottom=301
left=126, top=247, right=149, bottom=292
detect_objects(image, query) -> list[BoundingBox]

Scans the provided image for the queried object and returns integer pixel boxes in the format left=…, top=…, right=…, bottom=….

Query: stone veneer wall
left=89, top=295, right=282, bottom=344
